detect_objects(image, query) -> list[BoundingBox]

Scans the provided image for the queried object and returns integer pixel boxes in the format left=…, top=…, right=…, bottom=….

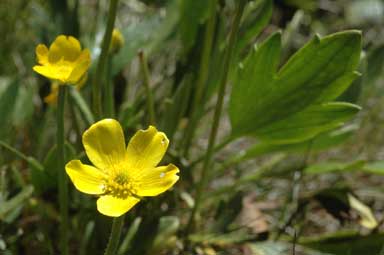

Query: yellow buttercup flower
left=44, top=74, right=88, bottom=106
left=33, top=35, right=91, bottom=84
left=109, top=28, right=124, bottom=54
left=65, top=119, right=180, bottom=217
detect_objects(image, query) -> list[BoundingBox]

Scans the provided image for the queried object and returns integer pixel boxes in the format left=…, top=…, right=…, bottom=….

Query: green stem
left=92, top=0, right=119, bottom=120
left=57, top=85, right=69, bottom=255
left=105, top=56, right=115, bottom=117
left=0, top=141, right=30, bottom=163
left=186, top=0, right=247, bottom=234
left=70, top=89, right=95, bottom=126
left=182, top=0, right=217, bottom=157
left=0, top=140, right=43, bottom=172
left=104, top=216, right=125, bottom=255
left=138, top=51, right=156, bottom=125
left=189, top=135, right=235, bottom=169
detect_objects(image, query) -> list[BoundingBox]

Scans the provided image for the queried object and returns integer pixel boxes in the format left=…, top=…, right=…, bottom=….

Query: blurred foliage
left=0, top=0, right=384, bottom=254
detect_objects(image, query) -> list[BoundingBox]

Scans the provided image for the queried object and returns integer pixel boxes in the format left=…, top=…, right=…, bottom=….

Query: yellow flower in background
left=109, top=28, right=124, bottom=54
left=33, top=35, right=91, bottom=84
left=44, top=74, right=88, bottom=106
left=65, top=119, right=179, bottom=217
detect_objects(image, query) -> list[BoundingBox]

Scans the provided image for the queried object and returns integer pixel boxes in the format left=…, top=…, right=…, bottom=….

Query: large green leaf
left=230, top=30, right=362, bottom=138
left=179, top=0, right=212, bottom=51
left=238, top=125, right=356, bottom=159
left=254, top=102, right=360, bottom=144
left=236, top=0, right=273, bottom=53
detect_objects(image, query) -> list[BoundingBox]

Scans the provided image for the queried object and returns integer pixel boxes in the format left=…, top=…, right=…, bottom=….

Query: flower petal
left=82, top=119, right=127, bottom=171
left=126, top=126, right=169, bottom=169
left=33, top=65, right=65, bottom=82
left=36, top=44, right=49, bottom=65
left=97, top=195, right=140, bottom=217
left=65, top=160, right=107, bottom=194
left=48, top=35, right=81, bottom=63
left=67, top=49, right=91, bottom=84
left=135, top=164, right=179, bottom=197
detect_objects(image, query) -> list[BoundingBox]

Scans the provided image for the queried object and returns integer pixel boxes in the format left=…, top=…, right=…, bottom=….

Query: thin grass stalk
left=182, top=0, right=218, bottom=157
left=57, top=85, right=68, bottom=255
left=104, top=216, right=125, bottom=255
left=92, top=0, right=119, bottom=119
left=186, top=0, right=247, bottom=234
left=104, top=56, right=115, bottom=117
left=138, top=51, right=156, bottom=125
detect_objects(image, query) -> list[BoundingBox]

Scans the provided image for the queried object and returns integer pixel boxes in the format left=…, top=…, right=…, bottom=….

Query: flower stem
left=182, top=0, right=217, bottom=157
left=104, top=56, right=115, bottom=117
left=57, top=85, right=69, bottom=255
left=138, top=50, right=156, bottom=125
left=92, top=0, right=119, bottom=120
left=104, top=216, right=125, bottom=255
left=186, top=0, right=247, bottom=234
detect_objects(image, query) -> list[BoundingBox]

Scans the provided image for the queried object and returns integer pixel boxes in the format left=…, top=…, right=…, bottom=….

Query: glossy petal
left=67, top=49, right=91, bottom=84
left=82, top=119, right=127, bottom=171
left=65, top=160, right=107, bottom=194
left=33, top=65, right=65, bottom=81
left=48, top=35, right=81, bottom=63
left=135, top=164, right=179, bottom=197
left=36, top=44, right=49, bottom=65
left=126, top=126, right=169, bottom=170
left=97, top=195, right=140, bottom=217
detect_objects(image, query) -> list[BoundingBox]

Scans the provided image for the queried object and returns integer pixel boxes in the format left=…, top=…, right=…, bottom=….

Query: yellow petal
left=97, top=195, right=140, bottom=217
left=33, top=65, right=64, bottom=81
left=36, top=44, right=49, bottom=65
left=48, top=35, right=81, bottom=63
left=44, top=82, right=60, bottom=105
left=135, top=164, right=179, bottom=197
left=65, top=160, right=107, bottom=194
left=67, top=49, right=91, bottom=84
left=126, top=126, right=169, bottom=169
left=82, top=119, right=127, bottom=171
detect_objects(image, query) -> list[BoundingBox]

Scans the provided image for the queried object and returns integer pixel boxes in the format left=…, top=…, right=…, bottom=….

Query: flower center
left=104, top=171, right=136, bottom=199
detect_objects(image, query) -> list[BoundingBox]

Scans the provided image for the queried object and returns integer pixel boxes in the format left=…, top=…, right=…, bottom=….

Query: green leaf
left=0, top=185, right=34, bottom=221
left=236, top=0, right=273, bottom=52
left=315, top=72, right=361, bottom=103
left=254, top=102, right=360, bottom=144
left=149, top=216, right=180, bottom=253
left=366, top=44, right=384, bottom=85
left=12, top=84, right=34, bottom=127
left=179, top=0, right=211, bottom=51
left=33, top=143, right=76, bottom=193
left=0, top=79, right=19, bottom=138
left=348, top=194, right=378, bottom=229
left=230, top=32, right=281, bottom=136
left=118, top=217, right=142, bottom=255
left=300, top=232, right=384, bottom=255
left=304, top=160, right=365, bottom=175
left=363, top=161, right=384, bottom=175
left=230, top=30, right=362, bottom=138
left=238, top=125, right=357, bottom=159
left=160, top=75, right=192, bottom=139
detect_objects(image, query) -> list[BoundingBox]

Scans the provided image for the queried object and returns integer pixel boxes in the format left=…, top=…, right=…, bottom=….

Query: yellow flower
left=44, top=74, right=88, bottom=106
left=33, top=35, right=91, bottom=84
left=109, top=28, right=124, bottom=54
left=65, top=119, right=180, bottom=217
